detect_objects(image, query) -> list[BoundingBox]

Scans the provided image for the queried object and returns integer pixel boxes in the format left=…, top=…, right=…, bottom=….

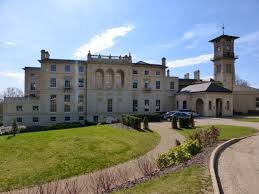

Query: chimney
left=41, top=50, right=50, bottom=60
left=194, top=70, right=200, bottom=81
left=167, top=69, right=170, bottom=77
left=184, top=73, right=189, bottom=79
left=161, top=57, right=166, bottom=66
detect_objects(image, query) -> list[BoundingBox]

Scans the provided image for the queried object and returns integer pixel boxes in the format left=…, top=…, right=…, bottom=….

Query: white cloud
left=155, top=23, right=219, bottom=49
left=0, top=41, right=15, bottom=46
left=167, top=53, right=213, bottom=68
left=238, top=31, right=259, bottom=44
left=0, top=71, right=24, bottom=84
left=73, top=24, right=134, bottom=58
left=237, top=30, right=259, bottom=56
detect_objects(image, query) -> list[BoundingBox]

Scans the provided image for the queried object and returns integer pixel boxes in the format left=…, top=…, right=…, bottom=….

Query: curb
left=209, top=134, right=257, bottom=194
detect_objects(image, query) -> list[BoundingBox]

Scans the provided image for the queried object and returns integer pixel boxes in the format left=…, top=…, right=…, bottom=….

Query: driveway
left=195, top=118, right=259, bottom=194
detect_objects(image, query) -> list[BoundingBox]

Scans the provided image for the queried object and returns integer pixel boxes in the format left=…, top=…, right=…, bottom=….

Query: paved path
left=4, top=122, right=185, bottom=194
left=196, top=118, right=259, bottom=194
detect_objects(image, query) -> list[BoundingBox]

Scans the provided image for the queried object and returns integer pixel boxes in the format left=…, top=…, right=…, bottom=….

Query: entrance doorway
left=216, top=98, right=223, bottom=117
left=196, top=98, right=204, bottom=116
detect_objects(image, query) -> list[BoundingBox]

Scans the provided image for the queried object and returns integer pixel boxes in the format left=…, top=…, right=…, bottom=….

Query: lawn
left=234, top=117, right=259, bottom=122
left=0, top=125, right=160, bottom=192
left=114, top=165, right=212, bottom=194
left=178, top=125, right=257, bottom=140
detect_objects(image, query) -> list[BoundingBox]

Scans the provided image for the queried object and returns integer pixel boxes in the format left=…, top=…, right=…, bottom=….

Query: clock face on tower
left=226, top=45, right=231, bottom=51
left=217, top=46, right=221, bottom=52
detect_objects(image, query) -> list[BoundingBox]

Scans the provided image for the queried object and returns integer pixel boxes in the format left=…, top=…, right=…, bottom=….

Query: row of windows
left=133, top=81, right=175, bottom=90
left=50, top=95, right=84, bottom=113
left=176, top=100, right=231, bottom=110
left=16, top=105, right=39, bottom=111
left=50, top=64, right=85, bottom=73
left=133, top=70, right=161, bottom=76
left=50, top=78, right=85, bottom=88
left=16, top=116, right=84, bottom=123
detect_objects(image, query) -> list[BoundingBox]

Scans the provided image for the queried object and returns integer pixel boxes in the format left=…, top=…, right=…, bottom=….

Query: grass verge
left=0, top=125, right=160, bottom=192
left=114, top=165, right=212, bottom=194
left=178, top=125, right=257, bottom=140
left=234, top=117, right=259, bottom=122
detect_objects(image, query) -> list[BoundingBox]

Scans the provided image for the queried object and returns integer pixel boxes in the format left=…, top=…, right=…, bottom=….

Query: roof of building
left=209, top=34, right=240, bottom=42
left=23, top=67, right=41, bottom=70
left=180, top=82, right=232, bottom=93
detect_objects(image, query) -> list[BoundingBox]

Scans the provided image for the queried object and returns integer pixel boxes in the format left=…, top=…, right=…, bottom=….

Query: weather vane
left=222, top=24, right=225, bottom=35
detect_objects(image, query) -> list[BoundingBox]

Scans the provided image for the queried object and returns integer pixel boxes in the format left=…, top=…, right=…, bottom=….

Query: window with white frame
left=156, top=81, right=160, bottom=89
left=16, top=105, right=23, bottom=111
left=144, top=80, right=149, bottom=89
left=16, top=117, right=22, bottom=123
left=64, top=104, right=71, bottom=112
left=133, top=100, right=138, bottom=112
left=156, top=100, right=160, bottom=112
left=65, top=65, right=71, bottom=72
left=50, top=95, right=57, bottom=112
left=78, top=106, right=84, bottom=112
left=64, top=95, right=70, bottom=102
left=33, top=117, right=39, bottom=122
left=50, top=116, right=56, bottom=122
left=144, top=99, right=149, bottom=111
left=64, top=116, right=71, bottom=122
left=78, top=66, right=84, bottom=73
left=78, top=78, right=84, bottom=88
left=50, top=64, right=56, bottom=72
left=170, top=81, right=175, bottom=90
left=33, top=105, right=39, bottom=111
left=64, top=79, right=71, bottom=88
left=107, top=99, right=113, bottom=112
left=50, top=78, right=56, bottom=88
left=133, top=80, right=138, bottom=89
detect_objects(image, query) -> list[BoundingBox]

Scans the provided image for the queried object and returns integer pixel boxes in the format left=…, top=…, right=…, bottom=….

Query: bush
left=121, top=115, right=141, bottom=130
left=189, top=126, right=220, bottom=147
left=132, top=113, right=161, bottom=122
left=157, top=140, right=202, bottom=169
left=175, top=139, right=181, bottom=146
left=171, top=116, right=178, bottom=129
left=190, top=113, right=194, bottom=128
left=143, top=116, right=149, bottom=129
left=179, top=118, right=190, bottom=128
left=12, top=120, right=18, bottom=136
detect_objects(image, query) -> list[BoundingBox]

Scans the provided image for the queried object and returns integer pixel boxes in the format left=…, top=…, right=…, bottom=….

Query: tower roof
left=209, top=34, right=239, bottom=43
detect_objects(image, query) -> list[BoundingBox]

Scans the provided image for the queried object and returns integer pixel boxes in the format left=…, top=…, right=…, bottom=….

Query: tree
left=1, top=87, right=23, bottom=98
left=12, top=120, right=18, bottom=136
left=171, top=116, right=178, bottom=129
left=235, top=75, right=250, bottom=87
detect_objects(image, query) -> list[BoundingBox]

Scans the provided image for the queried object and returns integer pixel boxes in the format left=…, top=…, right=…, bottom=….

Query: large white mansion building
left=3, top=33, right=259, bottom=126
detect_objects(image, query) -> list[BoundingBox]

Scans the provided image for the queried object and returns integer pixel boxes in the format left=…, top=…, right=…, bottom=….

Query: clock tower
left=209, top=34, right=239, bottom=91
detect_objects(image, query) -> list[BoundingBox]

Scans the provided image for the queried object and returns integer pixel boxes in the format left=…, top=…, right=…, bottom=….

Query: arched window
left=183, top=101, right=187, bottom=109
left=95, top=69, right=104, bottom=89
left=209, top=101, right=212, bottom=110
left=227, top=101, right=230, bottom=110
left=115, top=70, right=125, bottom=89
left=105, top=69, right=114, bottom=89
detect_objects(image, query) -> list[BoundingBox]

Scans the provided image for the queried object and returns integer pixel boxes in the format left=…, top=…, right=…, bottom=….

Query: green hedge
left=122, top=115, right=142, bottom=130
left=157, top=140, right=202, bottom=169
left=132, top=113, right=161, bottom=122
left=179, top=118, right=190, bottom=128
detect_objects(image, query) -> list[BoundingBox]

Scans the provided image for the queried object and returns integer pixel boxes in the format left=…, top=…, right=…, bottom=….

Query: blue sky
left=1, top=0, right=259, bottom=92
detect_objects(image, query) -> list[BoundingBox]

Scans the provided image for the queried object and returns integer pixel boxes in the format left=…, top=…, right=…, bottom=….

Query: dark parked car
left=178, top=109, right=199, bottom=117
left=162, top=111, right=175, bottom=120
left=167, top=111, right=190, bottom=121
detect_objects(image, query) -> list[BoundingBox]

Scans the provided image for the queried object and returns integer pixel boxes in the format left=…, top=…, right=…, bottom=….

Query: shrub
left=143, top=116, right=149, bottom=130
left=179, top=118, right=190, bottom=128
left=121, top=115, right=141, bottom=130
left=175, top=139, right=181, bottom=146
left=190, top=113, right=194, bottom=128
left=12, top=120, right=18, bottom=136
left=157, top=140, right=202, bottom=169
left=171, top=116, right=178, bottom=129
left=190, top=126, right=220, bottom=147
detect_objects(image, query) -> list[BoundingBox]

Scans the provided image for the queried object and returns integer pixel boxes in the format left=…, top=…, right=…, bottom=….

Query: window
left=78, top=66, right=84, bottom=73
left=170, top=81, right=175, bottom=90
left=107, top=99, right=113, bottom=112
left=50, top=64, right=56, bottom=72
left=256, top=98, right=259, bottom=110
left=133, top=100, right=138, bottom=112
left=64, top=95, right=70, bottom=102
left=16, top=105, right=23, bottom=111
left=133, top=70, right=138, bottom=74
left=65, top=116, right=71, bottom=122
left=64, top=104, right=70, bottom=112
left=33, top=117, right=39, bottom=122
left=226, top=64, right=232, bottom=73
left=156, top=81, right=160, bottom=89
left=64, top=79, right=71, bottom=88
left=216, top=64, right=221, bottom=73
left=144, top=70, right=149, bottom=75
left=156, top=71, right=160, bottom=76
left=16, top=117, right=22, bottom=123
left=50, top=95, right=57, bottom=112
left=177, top=101, right=179, bottom=109
left=183, top=101, right=187, bottom=109
left=226, top=101, right=230, bottom=110
left=33, top=105, right=39, bottom=111
left=78, top=95, right=84, bottom=104
left=156, top=100, right=160, bottom=112
left=50, top=78, right=56, bottom=88
left=209, top=101, right=212, bottom=110
left=133, top=80, right=138, bottom=89
left=65, top=65, right=71, bottom=72
left=144, top=80, right=149, bottom=89
left=30, top=82, right=36, bottom=90
left=50, top=116, right=56, bottom=122
left=144, top=99, right=149, bottom=111
left=79, top=116, right=84, bottom=121
left=78, top=106, right=84, bottom=112
left=78, top=78, right=84, bottom=88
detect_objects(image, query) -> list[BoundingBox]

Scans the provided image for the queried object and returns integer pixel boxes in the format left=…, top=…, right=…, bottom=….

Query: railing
left=87, top=53, right=132, bottom=63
